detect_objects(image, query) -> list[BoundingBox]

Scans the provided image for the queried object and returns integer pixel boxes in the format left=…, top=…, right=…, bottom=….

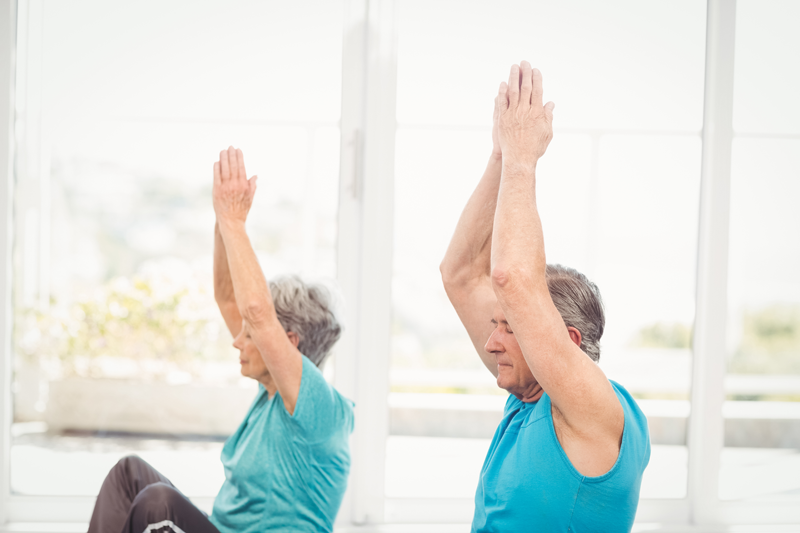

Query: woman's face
left=232, top=321, right=271, bottom=385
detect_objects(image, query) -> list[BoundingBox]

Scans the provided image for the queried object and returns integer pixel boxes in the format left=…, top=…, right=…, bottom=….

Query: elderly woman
left=87, top=147, right=354, bottom=533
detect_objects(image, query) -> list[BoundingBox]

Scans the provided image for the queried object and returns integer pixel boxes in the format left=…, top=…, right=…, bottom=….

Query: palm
left=213, top=147, right=258, bottom=224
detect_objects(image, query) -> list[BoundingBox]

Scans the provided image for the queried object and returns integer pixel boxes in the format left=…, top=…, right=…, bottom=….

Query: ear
left=286, top=331, right=300, bottom=349
left=567, top=326, right=582, bottom=348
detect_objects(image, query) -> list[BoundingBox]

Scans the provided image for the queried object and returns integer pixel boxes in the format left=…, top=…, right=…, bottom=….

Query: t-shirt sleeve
left=288, top=356, right=354, bottom=443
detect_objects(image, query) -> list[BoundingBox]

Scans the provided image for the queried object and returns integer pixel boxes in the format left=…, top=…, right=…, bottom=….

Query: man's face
left=484, top=302, right=540, bottom=400
left=232, top=321, right=271, bottom=383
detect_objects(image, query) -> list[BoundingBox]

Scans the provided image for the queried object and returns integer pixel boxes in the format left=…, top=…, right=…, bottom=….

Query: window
left=388, top=0, right=705, bottom=508
left=719, top=0, right=800, bottom=503
left=10, top=0, right=343, bottom=502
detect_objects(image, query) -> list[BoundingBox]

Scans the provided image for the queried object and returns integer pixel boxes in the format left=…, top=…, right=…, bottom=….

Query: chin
left=495, top=375, right=512, bottom=393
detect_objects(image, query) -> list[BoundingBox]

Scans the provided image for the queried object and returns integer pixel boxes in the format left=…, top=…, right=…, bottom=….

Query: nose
left=232, top=331, right=244, bottom=351
left=484, top=327, right=503, bottom=353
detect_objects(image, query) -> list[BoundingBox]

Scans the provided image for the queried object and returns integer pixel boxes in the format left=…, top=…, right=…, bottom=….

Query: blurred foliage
left=729, top=304, right=800, bottom=374
left=727, top=394, right=800, bottom=402
left=631, top=391, right=690, bottom=401
left=15, top=274, right=233, bottom=381
left=631, top=306, right=800, bottom=374
left=631, top=322, right=693, bottom=349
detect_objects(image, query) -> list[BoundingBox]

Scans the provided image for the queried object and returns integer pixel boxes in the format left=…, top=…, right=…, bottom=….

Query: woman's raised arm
left=213, top=146, right=303, bottom=414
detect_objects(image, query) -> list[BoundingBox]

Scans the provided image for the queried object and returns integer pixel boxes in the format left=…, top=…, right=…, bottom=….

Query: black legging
left=88, top=455, right=221, bottom=533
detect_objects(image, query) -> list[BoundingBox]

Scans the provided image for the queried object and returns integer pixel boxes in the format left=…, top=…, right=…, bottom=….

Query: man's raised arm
left=213, top=147, right=303, bottom=414
left=440, top=93, right=507, bottom=377
left=490, top=63, right=623, bottom=467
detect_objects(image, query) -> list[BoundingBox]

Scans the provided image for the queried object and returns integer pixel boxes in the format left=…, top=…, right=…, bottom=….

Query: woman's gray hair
left=546, top=264, right=605, bottom=362
left=268, top=275, right=343, bottom=368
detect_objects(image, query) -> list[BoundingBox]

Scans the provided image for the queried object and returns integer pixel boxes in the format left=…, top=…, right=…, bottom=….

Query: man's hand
left=497, top=61, right=555, bottom=170
left=213, top=146, right=257, bottom=225
left=491, top=84, right=502, bottom=159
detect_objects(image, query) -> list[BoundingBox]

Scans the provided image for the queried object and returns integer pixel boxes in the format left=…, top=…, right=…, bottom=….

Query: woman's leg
left=122, top=482, right=220, bottom=533
left=88, top=455, right=174, bottom=533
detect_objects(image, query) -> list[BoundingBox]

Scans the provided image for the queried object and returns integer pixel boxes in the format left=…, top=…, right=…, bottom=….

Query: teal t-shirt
left=472, top=381, right=650, bottom=532
left=210, top=356, right=354, bottom=533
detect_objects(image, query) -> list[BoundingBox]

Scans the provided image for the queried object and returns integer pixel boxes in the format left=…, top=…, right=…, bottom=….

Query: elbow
left=214, top=287, right=234, bottom=306
left=240, top=300, right=272, bottom=326
left=440, top=260, right=473, bottom=297
left=440, top=252, right=481, bottom=289
left=440, top=260, right=458, bottom=290
left=490, top=264, right=531, bottom=296
left=213, top=287, right=225, bottom=303
left=490, top=265, right=512, bottom=292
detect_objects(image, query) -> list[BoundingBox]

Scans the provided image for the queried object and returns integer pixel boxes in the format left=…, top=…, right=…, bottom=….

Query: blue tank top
left=472, top=381, right=650, bottom=532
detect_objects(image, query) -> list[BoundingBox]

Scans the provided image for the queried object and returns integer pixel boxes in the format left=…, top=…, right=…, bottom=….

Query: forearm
left=440, top=153, right=502, bottom=286
left=214, top=222, right=243, bottom=336
left=490, top=160, right=547, bottom=295
left=217, top=220, right=276, bottom=325
left=214, top=223, right=236, bottom=303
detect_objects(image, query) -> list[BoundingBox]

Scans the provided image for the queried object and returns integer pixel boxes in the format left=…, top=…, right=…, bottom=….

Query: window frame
left=0, top=0, right=14, bottom=524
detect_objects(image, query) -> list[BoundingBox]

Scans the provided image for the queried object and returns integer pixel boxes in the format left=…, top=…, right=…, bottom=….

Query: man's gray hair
left=546, top=264, right=605, bottom=362
left=268, top=275, right=343, bottom=368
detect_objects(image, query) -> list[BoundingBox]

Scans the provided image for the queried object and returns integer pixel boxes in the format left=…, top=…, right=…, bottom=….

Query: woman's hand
left=213, top=146, right=257, bottom=226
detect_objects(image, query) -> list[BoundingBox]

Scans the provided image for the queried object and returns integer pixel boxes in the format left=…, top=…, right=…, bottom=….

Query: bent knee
left=133, top=482, right=182, bottom=507
left=115, top=454, right=146, bottom=470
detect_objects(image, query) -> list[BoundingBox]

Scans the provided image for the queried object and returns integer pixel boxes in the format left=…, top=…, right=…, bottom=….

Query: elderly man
left=87, top=147, right=354, bottom=533
left=440, top=62, right=650, bottom=531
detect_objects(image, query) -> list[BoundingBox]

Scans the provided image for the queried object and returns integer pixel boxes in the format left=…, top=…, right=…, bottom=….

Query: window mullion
left=335, top=0, right=398, bottom=525
left=0, top=0, right=17, bottom=524
left=688, top=0, right=737, bottom=524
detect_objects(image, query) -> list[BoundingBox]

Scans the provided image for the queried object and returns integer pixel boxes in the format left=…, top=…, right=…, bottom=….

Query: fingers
left=236, top=148, right=247, bottom=181
left=219, top=146, right=250, bottom=182
left=544, top=101, right=555, bottom=123
left=249, top=175, right=258, bottom=195
left=219, top=148, right=230, bottom=181
left=227, top=146, right=238, bottom=180
left=531, top=68, right=544, bottom=109
left=520, top=61, right=532, bottom=107
left=496, top=81, right=509, bottom=116
left=506, top=64, right=520, bottom=109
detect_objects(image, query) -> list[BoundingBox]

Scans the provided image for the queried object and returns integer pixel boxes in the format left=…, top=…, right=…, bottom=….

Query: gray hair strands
left=546, top=264, right=605, bottom=362
left=268, top=275, right=343, bottom=368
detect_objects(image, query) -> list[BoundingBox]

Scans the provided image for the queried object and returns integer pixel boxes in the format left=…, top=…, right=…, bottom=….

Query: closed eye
left=491, top=318, right=513, bottom=334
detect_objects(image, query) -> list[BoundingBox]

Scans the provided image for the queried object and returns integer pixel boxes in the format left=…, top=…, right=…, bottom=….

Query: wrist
left=501, top=156, right=537, bottom=177
left=217, top=217, right=246, bottom=235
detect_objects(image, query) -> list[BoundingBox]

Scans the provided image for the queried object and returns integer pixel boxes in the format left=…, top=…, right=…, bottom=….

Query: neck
left=512, top=380, right=544, bottom=403
left=259, top=375, right=278, bottom=398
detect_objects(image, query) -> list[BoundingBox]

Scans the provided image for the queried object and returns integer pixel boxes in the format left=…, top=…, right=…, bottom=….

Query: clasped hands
left=493, top=60, right=555, bottom=170
left=213, top=146, right=257, bottom=227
